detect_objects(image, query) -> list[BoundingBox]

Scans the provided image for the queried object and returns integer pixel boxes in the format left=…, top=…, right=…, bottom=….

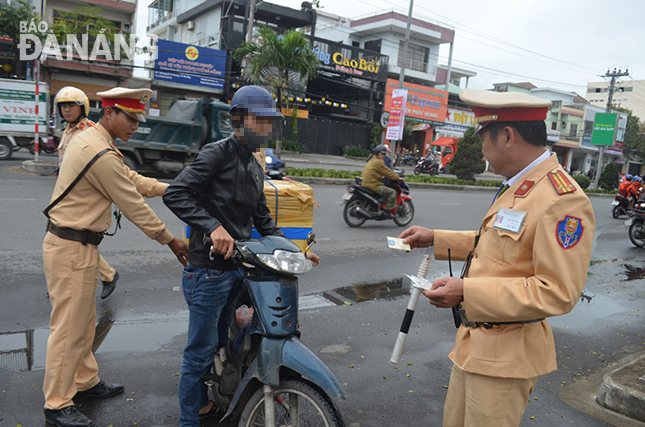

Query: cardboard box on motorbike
left=183, top=180, right=317, bottom=252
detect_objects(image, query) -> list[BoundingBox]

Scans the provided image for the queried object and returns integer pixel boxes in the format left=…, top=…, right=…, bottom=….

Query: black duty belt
left=47, top=221, right=104, bottom=246
left=458, top=306, right=544, bottom=329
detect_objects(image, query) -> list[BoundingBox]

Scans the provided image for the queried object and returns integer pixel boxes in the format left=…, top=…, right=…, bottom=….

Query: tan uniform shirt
left=434, top=155, right=595, bottom=379
left=57, top=117, right=93, bottom=167
left=49, top=122, right=173, bottom=245
left=362, top=156, right=400, bottom=192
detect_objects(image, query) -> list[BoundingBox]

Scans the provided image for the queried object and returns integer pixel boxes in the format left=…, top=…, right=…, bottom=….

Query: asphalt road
left=1, top=154, right=644, bottom=427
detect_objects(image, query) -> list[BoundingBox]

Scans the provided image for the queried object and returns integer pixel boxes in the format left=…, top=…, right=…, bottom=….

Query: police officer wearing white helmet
left=163, top=85, right=319, bottom=425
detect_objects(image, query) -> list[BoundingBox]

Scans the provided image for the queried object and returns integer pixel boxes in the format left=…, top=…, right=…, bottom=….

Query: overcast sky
left=137, top=0, right=644, bottom=98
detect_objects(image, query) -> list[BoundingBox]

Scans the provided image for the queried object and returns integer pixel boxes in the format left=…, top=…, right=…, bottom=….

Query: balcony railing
left=396, top=56, right=435, bottom=75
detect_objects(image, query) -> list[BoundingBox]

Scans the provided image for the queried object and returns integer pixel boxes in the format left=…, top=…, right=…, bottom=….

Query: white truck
left=0, top=78, right=49, bottom=160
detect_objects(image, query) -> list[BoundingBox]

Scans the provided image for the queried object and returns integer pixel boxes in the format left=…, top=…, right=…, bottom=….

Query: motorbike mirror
left=305, top=231, right=316, bottom=253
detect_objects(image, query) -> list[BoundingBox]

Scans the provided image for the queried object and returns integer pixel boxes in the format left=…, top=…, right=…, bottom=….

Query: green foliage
left=572, top=174, right=591, bottom=190
left=403, top=118, right=415, bottom=137
left=450, top=128, right=485, bottom=181
left=344, top=145, right=371, bottom=158
left=291, top=106, right=299, bottom=140
left=50, top=6, right=129, bottom=60
left=369, top=122, right=382, bottom=146
left=281, top=139, right=305, bottom=152
left=598, top=162, right=619, bottom=190
left=0, top=0, right=41, bottom=79
left=613, top=107, right=645, bottom=161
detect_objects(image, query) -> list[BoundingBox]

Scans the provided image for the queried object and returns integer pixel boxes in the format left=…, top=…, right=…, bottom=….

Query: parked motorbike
left=29, top=134, right=59, bottom=155
left=342, top=173, right=414, bottom=227
left=612, top=194, right=630, bottom=218
left=204, top=233, right=347, bottom=426
left=402, top=154, right=418, bottom=166
left=413, top=156, right=439, bottom=176
left=265, top=148, right=290, bottom=180
left=626, top=202, right=645, bottom=248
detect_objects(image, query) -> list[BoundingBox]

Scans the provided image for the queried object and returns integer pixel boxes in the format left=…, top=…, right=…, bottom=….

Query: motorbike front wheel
left=238, top=378, right=344, bottom=427
left=413, top=166, right=421, bottom=175
left=394, top=200, right=414, bottom=227
left=343, top=198, right=367, bottom=227
left=629, top=220, right=645, bottom=248
left=612, top=206, right=621, bottom=219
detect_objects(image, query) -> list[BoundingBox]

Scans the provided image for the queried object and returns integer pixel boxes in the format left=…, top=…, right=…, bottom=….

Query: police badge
left=556, top=215, right=584, bottom=249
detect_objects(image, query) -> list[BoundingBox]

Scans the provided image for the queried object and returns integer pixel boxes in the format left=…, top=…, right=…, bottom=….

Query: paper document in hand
left=407, top=274, right=433, bottom=291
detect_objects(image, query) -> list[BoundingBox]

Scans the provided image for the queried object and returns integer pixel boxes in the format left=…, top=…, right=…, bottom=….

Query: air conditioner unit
left=186, top=21, right=195, bottom=31
left=561, top=121, right=567, bottom=129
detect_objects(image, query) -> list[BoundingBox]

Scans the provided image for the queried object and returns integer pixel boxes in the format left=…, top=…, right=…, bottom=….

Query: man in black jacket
left=163, top=86, right=317, bottom=426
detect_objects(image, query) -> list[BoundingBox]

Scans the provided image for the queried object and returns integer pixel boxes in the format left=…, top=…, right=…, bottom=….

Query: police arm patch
left=556, top=215, right=584, bottom=249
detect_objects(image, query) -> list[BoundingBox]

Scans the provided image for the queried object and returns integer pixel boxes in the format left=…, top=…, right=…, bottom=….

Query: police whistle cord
left=390, top=247, right=433, bottom=363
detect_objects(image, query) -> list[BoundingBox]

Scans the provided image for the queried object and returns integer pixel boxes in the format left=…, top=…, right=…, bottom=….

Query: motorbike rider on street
left=163, top=85, right=318, bottom=426
left=619, top=174, right=633, bottom=197
left=629, top=176, right=643, bottom=208
left=362, top=145, right=404, bottom=215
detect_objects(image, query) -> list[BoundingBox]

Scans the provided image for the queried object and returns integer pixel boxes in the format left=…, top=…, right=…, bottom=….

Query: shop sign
left=386, top=89, right=407, bottom=140
left=312, top=46, right=382, bottom=77
left=445, top=108, right=476, bottom=128
left=154, top=39, right=226, bottom=90
left=384, top=79, right=448, bottom=123
left=591, top=113, right=617, bottom=146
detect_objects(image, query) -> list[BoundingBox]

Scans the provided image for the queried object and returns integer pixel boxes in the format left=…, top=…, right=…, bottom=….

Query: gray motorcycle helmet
left=373, top=145, right=390, bottom=156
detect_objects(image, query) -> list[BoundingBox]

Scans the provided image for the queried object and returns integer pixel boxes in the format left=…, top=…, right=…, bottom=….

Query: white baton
left=390, top=248, right=433, bottom=363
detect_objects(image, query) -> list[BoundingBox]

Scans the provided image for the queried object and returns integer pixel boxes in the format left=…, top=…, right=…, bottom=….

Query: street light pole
left=391, top=0, right=413, bottom=162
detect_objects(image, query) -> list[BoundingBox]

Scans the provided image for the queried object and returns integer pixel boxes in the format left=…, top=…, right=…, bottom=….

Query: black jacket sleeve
left=163, top=144, right=222, bottom=236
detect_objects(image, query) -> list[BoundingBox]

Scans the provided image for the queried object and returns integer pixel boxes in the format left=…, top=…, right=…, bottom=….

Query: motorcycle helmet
left=625, top=174, right=633, bottom=180
left=230, top=85, right=283, bottom=118
left=373, top=145, right=389, bottom=156
left=636, top=176, right=643, bottom=182
left=54, top=86, right=89, bottom=120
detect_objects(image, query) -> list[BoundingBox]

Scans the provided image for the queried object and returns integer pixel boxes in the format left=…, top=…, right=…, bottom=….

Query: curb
left=287, top=176, right=615, bottom=197
left=21, top=160, right=58, bottom=175
left=596, top=353, right=645, bottom=422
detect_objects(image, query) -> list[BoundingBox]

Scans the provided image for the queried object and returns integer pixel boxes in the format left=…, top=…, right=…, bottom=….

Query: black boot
left=44, top=406, right=93, bottom=427
left=100, top=271, right=119, bottom=299
left=74, top=380, right=124, bottom=402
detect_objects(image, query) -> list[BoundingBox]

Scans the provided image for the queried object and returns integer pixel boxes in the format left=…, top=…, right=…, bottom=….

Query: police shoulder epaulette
left=514, top=180, right=534, bottom=196
left=547, top=169, right=576, bottom=195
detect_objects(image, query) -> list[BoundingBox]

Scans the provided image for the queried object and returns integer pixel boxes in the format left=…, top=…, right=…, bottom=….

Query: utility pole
left=240, top=0, right=258, bottom=77
left=593, top=68, right=629, bottom=189
left=391, top=0, right=413, bottom=162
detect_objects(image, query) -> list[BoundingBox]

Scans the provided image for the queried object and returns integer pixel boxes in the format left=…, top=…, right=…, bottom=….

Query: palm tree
left=233, top=25, right=319, bottom=156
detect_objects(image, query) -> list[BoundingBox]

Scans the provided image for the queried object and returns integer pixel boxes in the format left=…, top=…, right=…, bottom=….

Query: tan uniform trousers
left=443, top=365, right=537, bottom=427
left=43, top=232, right=102, bottom=410
left=98, top=255, right=116, bottom=282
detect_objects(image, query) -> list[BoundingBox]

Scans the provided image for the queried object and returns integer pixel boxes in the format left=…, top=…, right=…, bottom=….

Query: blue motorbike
left=206, top=233, right=347, bottom=427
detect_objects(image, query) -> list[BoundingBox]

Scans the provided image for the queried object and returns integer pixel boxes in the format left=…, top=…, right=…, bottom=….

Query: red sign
left=384, top=79, right=448, bottom=124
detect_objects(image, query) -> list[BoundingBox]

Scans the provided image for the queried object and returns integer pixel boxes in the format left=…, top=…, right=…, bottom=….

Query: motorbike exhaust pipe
left=356, top=206, right=376, bottom=218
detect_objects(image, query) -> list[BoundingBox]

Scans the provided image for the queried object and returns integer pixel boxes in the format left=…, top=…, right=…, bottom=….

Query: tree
left=233, top=25, right=319, bottom=156
left=451, top=127, right=485, bottom=181
left=0, top=0, right=41, bottom=79
left=598, top=162, right=619, bottom=190
left=613, top=107, right=645, bottom=161
left=50, top=6, right=128, bottom=60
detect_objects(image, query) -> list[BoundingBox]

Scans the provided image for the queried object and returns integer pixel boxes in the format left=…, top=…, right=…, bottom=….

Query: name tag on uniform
left=493, top=207, right=527, bottom=234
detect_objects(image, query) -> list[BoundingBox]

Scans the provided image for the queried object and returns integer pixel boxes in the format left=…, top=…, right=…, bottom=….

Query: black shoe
left=44, top=406, right=94, bottom=427
left=100, top=271, right=119, bottom=299
left=74, top=380, right=124, bottom=402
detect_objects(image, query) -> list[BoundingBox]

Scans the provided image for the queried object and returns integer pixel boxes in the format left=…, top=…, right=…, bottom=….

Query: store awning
left=431, top=137, right=458, bottom=146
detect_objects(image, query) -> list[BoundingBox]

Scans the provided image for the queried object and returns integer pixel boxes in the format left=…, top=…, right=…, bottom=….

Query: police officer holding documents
left=400, top=89, right=595, bottom=427
left=42, top=87, right=188, bottom=427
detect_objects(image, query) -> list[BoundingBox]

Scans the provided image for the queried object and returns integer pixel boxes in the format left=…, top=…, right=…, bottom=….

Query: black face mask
left=238, top=122, right=279, bottom=152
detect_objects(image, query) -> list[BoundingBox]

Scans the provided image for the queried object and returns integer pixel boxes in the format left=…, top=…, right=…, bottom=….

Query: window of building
left=398, top=41, right=428, bottom=73
left=351, top=41, right=360, bottom=47
left=569, top=123, right=578, bottom=138
left=552, top=122, right=557, bottom=130
left=364, top=39, right=381, bottom=53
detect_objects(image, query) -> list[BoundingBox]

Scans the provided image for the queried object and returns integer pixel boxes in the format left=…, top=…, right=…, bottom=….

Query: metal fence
left=284, top=117, right=372, bottom=155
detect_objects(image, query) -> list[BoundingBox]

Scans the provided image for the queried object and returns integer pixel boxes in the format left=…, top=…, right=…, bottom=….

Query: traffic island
left=21, top=160, right=58, bottom=175
left=597, top=354, right=645, bottom=422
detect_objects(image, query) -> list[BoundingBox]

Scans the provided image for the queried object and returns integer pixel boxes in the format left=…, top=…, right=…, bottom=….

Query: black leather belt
left=47, top=221, right=104, bottom=246
left=458, top=307, right=544, bottom=329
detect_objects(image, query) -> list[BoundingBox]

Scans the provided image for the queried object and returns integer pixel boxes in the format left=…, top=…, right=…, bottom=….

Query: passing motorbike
left=204, top=233, right=347, bottom=426
left=413, top=156, right=439, bottom=176
left=265, top=148, right=290, bottom=180
left=626, top=201, right=645, bottom=248
left=612, top=194, right=630, bottom=218
left=342, top=173, right=414, bottom=227
left=29, top=134, right=59, bottom=155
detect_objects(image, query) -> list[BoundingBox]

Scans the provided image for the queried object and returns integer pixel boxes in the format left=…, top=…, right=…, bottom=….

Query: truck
left=0, top=77, right=49, bottom=160
left=429, top=136, right=458, bottom=174
left=87, top=97, right=233, bottom=172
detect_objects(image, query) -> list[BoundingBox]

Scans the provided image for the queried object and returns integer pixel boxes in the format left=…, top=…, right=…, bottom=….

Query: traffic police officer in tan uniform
left=400, top=89, right=595, bottom=427
left=43, top=87, right=188, bottom=427
left=54, top=86, right=169, bottom=299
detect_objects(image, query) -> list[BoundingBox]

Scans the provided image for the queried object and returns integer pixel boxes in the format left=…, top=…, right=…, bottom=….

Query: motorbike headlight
left=266, top=157, right=273, bottom=164
left=256, top=250, right=312, bottom=275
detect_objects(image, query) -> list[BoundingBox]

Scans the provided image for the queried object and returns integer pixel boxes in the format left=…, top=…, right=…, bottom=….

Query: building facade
left=587, top=79, right=645, bottom=122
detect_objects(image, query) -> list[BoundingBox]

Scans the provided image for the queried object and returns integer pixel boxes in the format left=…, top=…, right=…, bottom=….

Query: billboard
left=384, top=79, right=448, bottom=124
left=591, top=113, right=617, bottom=146
left=386, top=89, right=407, bottom=140
left=154, top=39, right=226, bottom=90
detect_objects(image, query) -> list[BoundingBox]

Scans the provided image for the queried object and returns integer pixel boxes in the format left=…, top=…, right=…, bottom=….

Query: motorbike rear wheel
left=629, top=220, right=645, bottom=248
left=238, top=378, right=344, bottom=427
left=393, top=200, right=414, bottom=227
left=343, top=198, right=367, bottom=227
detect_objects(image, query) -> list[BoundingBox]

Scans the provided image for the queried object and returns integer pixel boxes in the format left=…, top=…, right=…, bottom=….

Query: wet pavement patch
left=623, top=264, right=645, bottom=281
left=321, top=277, right=410, bottom=305
left=549, top=290, right=624, bottom=333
